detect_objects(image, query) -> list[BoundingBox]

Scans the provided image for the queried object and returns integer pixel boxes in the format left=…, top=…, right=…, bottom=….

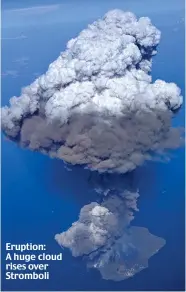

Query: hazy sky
left=2, top=0, right=184, bottom=28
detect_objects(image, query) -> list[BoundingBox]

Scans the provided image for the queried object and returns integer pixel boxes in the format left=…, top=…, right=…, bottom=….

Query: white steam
left=2, top=10, right=179, bottom=281
left=1, top=9, right=183, bottom=173
left=55, top=189, right=166, bottom=281
left=55, top=190, right=139, bottom=257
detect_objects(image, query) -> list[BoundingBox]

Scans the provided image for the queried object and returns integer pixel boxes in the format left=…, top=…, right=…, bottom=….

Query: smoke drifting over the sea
left=1, top=9, right=182, bottom=281
left=1, top=9, right=183, bottom=173
left=55, top=190, right=139, bottom=257
left=55, top=185, right=165, bottom=281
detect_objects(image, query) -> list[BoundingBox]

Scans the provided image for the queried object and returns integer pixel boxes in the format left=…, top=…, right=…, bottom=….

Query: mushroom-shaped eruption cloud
left=1, top=9, right=183, bottom=173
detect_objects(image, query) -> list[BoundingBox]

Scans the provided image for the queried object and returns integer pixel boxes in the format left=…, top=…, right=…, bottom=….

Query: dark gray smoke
left=1, top=9, right=183, bottom=173
left=1, top=9, right=182, bottom=281
left=55, top=190, right=139, bottom=257
left=55, top=185, right=165, bottom=281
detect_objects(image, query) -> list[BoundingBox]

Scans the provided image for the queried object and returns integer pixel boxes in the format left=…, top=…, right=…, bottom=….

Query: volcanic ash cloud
left=1, top=9, right=183, bottom=173
left=55, top=190, right=139, bottom=257
left=55, top=189, right=165, bottom=281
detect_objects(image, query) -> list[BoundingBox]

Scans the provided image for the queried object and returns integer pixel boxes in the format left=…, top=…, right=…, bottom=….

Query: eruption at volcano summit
left=1, top=9, right=183, bottom=281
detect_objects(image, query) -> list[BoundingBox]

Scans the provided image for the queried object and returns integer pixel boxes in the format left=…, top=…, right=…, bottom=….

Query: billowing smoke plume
left=55, top=187, right=165, bottom=281
left=1, top=9, right=183, bottom=173
left=55, top=190, right=139, bottom=257
left=2, top=10, right=179, bottom=281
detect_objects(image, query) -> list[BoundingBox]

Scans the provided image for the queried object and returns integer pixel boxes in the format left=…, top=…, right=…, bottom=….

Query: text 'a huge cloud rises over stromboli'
left=1, top=9, right=183, bottom=173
